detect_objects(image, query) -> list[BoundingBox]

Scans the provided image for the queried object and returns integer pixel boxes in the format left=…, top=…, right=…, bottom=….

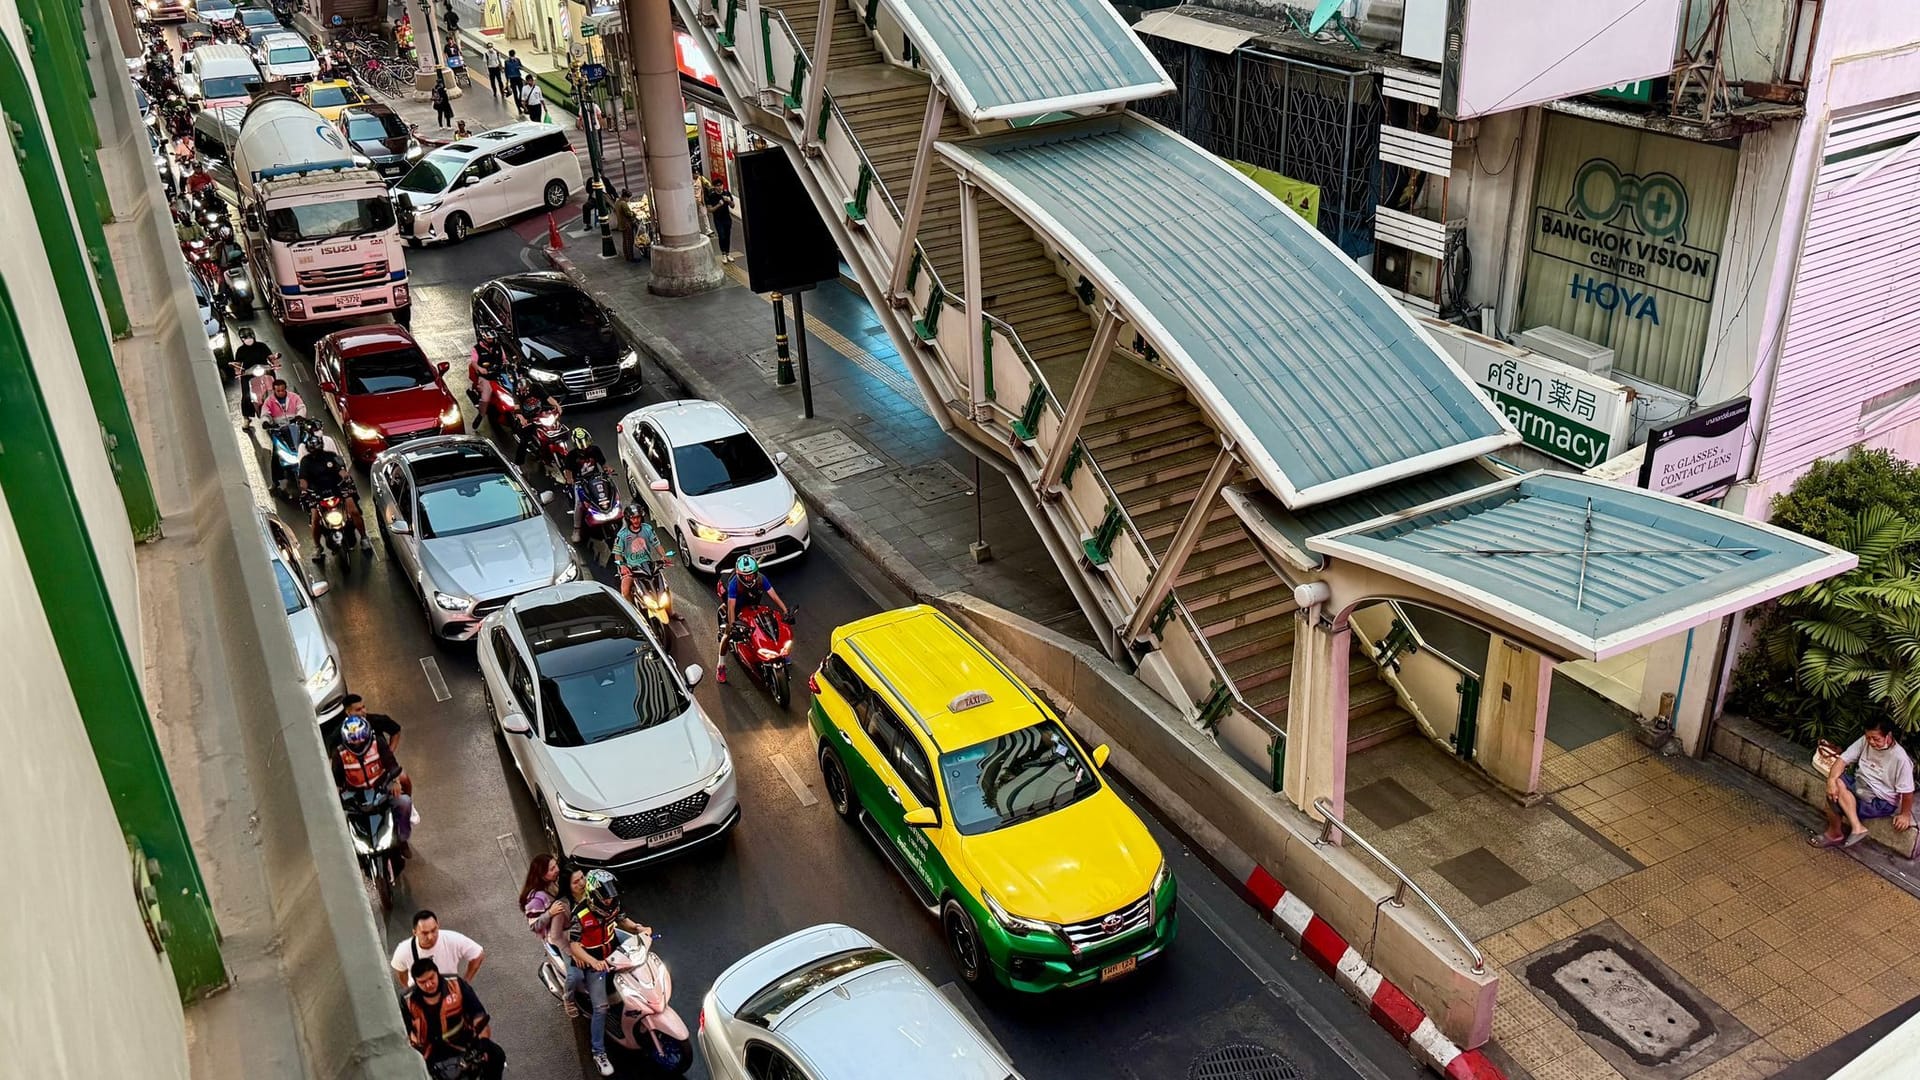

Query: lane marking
left=494, top=833, right=524, bottom=876
left=769, top=752, right=819, bottom=808
left=420, top=656, right=452, bottom=702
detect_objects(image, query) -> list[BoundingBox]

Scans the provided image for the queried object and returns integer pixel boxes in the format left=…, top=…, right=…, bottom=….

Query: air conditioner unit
left=1515, top=325, right=1615, bottom=377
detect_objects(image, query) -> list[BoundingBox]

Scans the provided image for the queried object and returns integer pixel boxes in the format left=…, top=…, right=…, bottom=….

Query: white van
left=182, top=43, right=261, bottom=109
left=392, top=123, right=581, bottom=245
left=257, top=31, right=319, bottom=83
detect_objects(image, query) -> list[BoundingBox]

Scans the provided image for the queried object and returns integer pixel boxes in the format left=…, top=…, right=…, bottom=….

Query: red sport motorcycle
left=718, top=583, right=796, bottom=708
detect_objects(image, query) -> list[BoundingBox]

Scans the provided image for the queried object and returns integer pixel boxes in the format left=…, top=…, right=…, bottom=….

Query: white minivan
left=392, top=123, right=581, bottom=245
left=182, top=43, right=261, bottom=108
left=257, top=31, right=319, bottom=83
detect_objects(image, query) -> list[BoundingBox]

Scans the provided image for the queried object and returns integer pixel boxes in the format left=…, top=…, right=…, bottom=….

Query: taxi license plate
left=1100, top=956, right=1137, bottom=982
left=584, top=388, right=608, bottom=401
left=644, top=825, right=683, bottom=848
left=750, top=542, right=777, bottom=559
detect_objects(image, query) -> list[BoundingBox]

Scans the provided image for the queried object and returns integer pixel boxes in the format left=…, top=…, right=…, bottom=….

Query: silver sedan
left=367, top=435, right=582, bottom=640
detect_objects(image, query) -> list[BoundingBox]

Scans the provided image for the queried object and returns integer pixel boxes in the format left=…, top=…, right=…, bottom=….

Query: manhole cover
left=899, top=461, right=973, bottom=503
left=819, top=455, right=886, bottom=481
left=1188, top=1044, right=1299, bottom=1080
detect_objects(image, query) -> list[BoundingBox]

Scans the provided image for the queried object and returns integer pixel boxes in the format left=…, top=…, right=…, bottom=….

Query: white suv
left=701, top=925, right=1023, bottom=1080
left=616, top=400, right=810, bottom=574
left=394, top=124, right=581, bottom=244
left=257, top=31, right=318, bottom=83
left=476, top=581, right=737, bottom=869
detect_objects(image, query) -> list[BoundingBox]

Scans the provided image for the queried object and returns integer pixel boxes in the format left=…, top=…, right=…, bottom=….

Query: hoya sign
left=1422, top=320, right=1632, bottom=470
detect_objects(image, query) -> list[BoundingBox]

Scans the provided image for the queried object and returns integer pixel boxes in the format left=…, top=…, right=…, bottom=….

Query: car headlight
left=352, top=154, right=371, bottom=167
left=619, top=349, right=639, bottom=370
left=554, top=792, right=609, bottom=823
left=405, top=144, right=424, bottom=160
left=412, top=199, right=440, bottom=212
left=305, top=655, right=338, bottom=693
left=438, top=403, right=462, bottom=426
left=555, top=563, right=580, bottom=583
left=706, top=757, right=732, bottom=791
left=432, top=591, right=473, bottom=612
left=981, top=889, right=1054, bottom=938
left=1152, top=860, right=1173, bottom=896
left=785, top=497, right=806, bottom=527
left=528, top=367, right=561, bottom=383
left=690, top=520, right=726, bottom=543
left=347, top=420, right=382, bottom=441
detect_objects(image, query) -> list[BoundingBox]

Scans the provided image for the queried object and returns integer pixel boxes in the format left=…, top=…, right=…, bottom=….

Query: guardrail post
left=912, top=283, right=944, bottom=340
left=797, top=0, right=833, bottom=142
left=960, top=178, right=986, bottom=409
left=1083, top=500, right=1123, bottom=566
left=784, top=51, right=808, bottom=110
left=844, top=161, right=873, bottom=222
left=760, top=8, right=775, bottom=82
left=863, top=0, right=879, bottom=29
left=886, top=87, right=947, bottom=303
left=980, top=316, right=995, bottom=401
left=1454, top=673, right=1481, bottom=762
left=717, top=0, right=740, bottom=47
left=1011, top=380, right=1047, bottom=442
left=1196, top=680, right=1232, bottom=732
left=1037, top=304, right=1121, bottom=496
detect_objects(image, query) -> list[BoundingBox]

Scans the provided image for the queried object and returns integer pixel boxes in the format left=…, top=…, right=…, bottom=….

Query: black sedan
left=338, top=103, right=422, bottom=184
left=471, top=273, right=643, bottom=405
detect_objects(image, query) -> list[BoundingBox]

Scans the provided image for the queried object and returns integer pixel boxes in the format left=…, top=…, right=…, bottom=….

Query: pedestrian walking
left=430, top=78, right=453, bottom=129
left=613, top=189, right=638, bottom=261
left=703, top=178, right=735, bottom=262
left=503, top=50, right=523, bottom=95
left=484, top=43, right=504, bottom=97
left=518, top=77, right=545, bottom=124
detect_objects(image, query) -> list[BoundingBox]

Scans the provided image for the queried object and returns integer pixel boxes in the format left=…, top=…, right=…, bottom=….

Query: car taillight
left=807, top=672, right=820, bottom=694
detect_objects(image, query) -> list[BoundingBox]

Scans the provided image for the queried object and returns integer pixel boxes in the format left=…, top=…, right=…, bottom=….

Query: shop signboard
left=1638, top=397, right=1750, bottom=499
left=675, top=30, right=720, bottom=88
left=1423, top=319, right=1632, bottom=470
left=1594, top=80, right=1653, bottom=102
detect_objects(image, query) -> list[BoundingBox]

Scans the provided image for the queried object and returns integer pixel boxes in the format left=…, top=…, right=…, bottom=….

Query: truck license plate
left=750, top=542, right=777, bottom=559
left=645, top=825, right=683, bottom=847
left=584, top=388, right=608, bottom=401
left=1100, top=956, right=1137, bottom=982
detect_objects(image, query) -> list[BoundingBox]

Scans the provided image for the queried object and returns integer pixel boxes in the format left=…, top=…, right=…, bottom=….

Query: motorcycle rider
left=404, top=960, right=506, bottom=1080
left=184, top=163, right=215, bottom=200
left=563, top=425, right=605, bottom=485
left=509, top=382, right=563, bottom=468
left=716, top=555, right=790, bottom=685
left=259, top=378, right=308, bottom=490
left=567, top=430, right=613, bottom=542
left=229, top=327, right=276, bottom=424
left=297, top=429, right=372, bottom=554
left=613, top=502, right=667, bottom=604
left=568, top=869, right=649, bottom=1077
left=330, top=713, right=412, bottom=849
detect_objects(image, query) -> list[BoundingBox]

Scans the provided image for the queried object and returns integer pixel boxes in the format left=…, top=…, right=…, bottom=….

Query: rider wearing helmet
left=613, top=502, right=667, bottom=602
left=331, top=712, right=412, bottom=846
left=717, top=554, right=789, bottom=685
left=564, top=428, right=611, bottom=541
left=567, top=869, right=649, bottom=1077
left=510, top=382, right=563, bottom=466
left=296, top=427, right=371, bottom=554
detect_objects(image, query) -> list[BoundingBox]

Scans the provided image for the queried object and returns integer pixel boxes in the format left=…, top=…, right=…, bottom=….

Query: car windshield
left=271, top=558, right=305, bottom=614
left=268, top=45, right=313, bottom=65
left=309, top=85, right=357, bottom=107
left=199, top=74, right=254, bottom=98
left=242, top=9, right=276, bottom=24
left=396, top=152, right=463, bottom=194
left=671, top=432, right=775, bottom=498
left=737, top=949, right=896, bottom=1026
left=346, top=114, right=402, bottom=141
left=537, top=636, right=689, bottom=746
left=939, top=721, right=1102, bottom=836
left=264, top=197, right=395, bottom=242
left=416, top=474, right=534, bottom=538
left=346, top=348, right=434, bottom=394
left=511, top=293, right=606, bottom=337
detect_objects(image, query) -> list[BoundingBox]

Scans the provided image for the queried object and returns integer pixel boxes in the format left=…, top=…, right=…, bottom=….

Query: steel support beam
left=960, top=178, right=986, bottom=411
left=1122, top=444, right=1238, bottom=643
left=1037, top=305, right=1122, bottom=494
left=886, top=85, right=946, bottom=306
left=799, top=0, right=834, bottom=154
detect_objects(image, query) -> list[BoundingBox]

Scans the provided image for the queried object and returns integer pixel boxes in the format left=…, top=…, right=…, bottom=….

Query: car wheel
left=406, top=237, right=423, bottom=249
left=447, top=212, right=471, bottom=243
left=674, top=526, right=690, bottom=573
left=943, top=899, right=986, bottom=985
left=538, top=798, right=565, bottom=868
left=818, top=744, right=854, bottom=821
left=544, top=179, right=567, bottom=208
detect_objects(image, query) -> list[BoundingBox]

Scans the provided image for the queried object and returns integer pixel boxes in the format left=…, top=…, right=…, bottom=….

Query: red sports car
left=314, top=325, right=464, bottom=463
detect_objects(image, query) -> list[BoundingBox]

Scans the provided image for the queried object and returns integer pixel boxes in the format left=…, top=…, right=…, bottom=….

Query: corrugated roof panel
left=894, top=0, right=1174, bottom=120
left=940, top=116, right=1515, bottom=507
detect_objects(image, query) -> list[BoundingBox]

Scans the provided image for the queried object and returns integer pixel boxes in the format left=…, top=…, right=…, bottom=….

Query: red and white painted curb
left=1238, top=863, right=1506, bottom=1080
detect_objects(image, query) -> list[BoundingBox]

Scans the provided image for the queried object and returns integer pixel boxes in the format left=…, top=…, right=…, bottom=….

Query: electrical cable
left=1462, top=0, right=1661, bottom=118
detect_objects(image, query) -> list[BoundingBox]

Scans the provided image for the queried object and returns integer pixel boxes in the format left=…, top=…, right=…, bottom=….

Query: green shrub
left=1769, top=448, right=1920, bottom=551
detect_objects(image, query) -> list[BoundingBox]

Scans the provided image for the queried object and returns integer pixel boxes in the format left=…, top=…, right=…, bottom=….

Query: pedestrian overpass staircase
left=679, top=0, right=1416, bottom=781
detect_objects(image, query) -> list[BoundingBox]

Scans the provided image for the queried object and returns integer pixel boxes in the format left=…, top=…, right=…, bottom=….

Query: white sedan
left=616, top=400, right=809, bottom=574
left=477, top=581, right=738, bottom=869
left=701, top=924, right=1022, bottom=1080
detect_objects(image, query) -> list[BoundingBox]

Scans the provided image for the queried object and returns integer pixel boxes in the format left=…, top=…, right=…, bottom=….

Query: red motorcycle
left=718, top=584, right=797, bottom=708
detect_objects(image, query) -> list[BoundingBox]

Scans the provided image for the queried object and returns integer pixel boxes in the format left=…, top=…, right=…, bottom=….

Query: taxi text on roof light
left=948, top=690, right=993, bottom=713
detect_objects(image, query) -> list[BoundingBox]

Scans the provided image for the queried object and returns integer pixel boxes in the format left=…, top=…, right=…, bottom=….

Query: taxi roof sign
left=948, top=690, right=994, bottom=713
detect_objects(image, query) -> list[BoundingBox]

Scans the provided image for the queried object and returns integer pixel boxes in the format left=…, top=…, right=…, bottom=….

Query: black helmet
left=624, top=501, right=647, bottom=522
left=304, top=429, right=324, bottom=450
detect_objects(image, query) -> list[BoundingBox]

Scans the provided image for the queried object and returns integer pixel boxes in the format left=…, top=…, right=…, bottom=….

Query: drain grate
left=899, top=461, right=973, bottom=503
left=1188, top=1044, right=1299, bottom=1080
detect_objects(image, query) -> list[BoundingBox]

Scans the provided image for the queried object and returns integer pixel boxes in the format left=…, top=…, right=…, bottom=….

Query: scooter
left=530, top=411, right=574, bottom=487
left=539, top=931, right=694, bottom=1076
left=574, top=469, right=622, bottom=555
left=262, top=414, right=311, bottom=499
left=341, top=786, right=403, bottom=912
left=721, top=592, right=797, bottom=708
left=307, top=489, right=363, bottom=573
left=625, top=557, right=676, bottom=630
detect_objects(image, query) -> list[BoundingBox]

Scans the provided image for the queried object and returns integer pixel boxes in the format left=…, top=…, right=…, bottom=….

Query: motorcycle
left=307, top=488, right=363, bottom=572
left=240, top=351, right=282, bottom=417
left=341, top=786, right=403, bottom=911
left=466, top=349, right=525, bottom=428
left=262, top=414, right=311, bottom=498
left=574, top=469, right=622, bottom=552
left=719, top=586, right=797, bottom=708
left=539, top=931, right=693, bottom=1076
left=223, top=260, right=255, bottom=318
left=628, top=558, right=676, bottom=630
left=529, top=410, right=573, bottom=486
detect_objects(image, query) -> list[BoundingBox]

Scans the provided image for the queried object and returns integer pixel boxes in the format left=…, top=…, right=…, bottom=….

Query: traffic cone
left=547, top=212, right=564, bottom=250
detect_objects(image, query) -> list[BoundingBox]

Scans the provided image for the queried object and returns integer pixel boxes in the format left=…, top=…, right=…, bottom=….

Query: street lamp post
left=624, top=0, right=721, bottom=296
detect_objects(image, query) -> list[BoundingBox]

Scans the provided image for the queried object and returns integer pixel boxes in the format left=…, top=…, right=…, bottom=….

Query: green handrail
left=1083, top=500, right=1122, bottom=565
left=784, top=50, right=808, bottom=110
left=718, top=0, right=740, bottom=47
left=864, top=0, right=879, bottom=29
left=1012, top=379, right=1047, bottom=441
left=760, top=8, right=775, bottom=82
left=844, top=161, right=872, bottom=222
left=980, top=316, right=994, bottom=400
left=912, top=282, right=944, bottom=341
left=1196, top=680, right=1232, bottom=733
left=1060, top=442, right=1083, bottom=485
left=816, top=90, right=834, bottom=142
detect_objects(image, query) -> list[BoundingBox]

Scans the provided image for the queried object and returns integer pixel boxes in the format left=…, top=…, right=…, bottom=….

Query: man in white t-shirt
left=391, top=909, right=486, bottom=989
left=1814, top=717, right=1916, bottom=848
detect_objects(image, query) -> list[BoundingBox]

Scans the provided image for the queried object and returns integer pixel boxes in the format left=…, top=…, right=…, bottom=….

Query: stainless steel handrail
left=1385, top=599, right=1476, bottom=681
left=1311, top=796, right=1485, bottom=973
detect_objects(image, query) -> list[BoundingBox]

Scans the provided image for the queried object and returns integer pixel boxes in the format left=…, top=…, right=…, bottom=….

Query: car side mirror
left=389, top=519, right=411, bottom=535
left=774, top=450, right=789, bottom=465
left=437, top=361, right=450, bottom=374
left=1091, top=744, right=1111, bottom=770
left=310, top=580, right=330, bottom=597
left=683, top=664, right=704, bottom=687
left=501, top=712, right=532, bottom=736
left=903, top=806, right=939, bottom=829
left=648, top=478, right=670, bottom=493
left=318, top=379, right=337, bottom=393
left=539, top=490, right=556, bottom=505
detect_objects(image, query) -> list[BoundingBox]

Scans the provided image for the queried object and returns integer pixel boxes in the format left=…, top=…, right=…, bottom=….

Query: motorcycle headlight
left=690, top=520, right=726, bottom=543
left=374, top=811, right=396, bottom=850
left=405, top=143, right=424, bottom=160
left=785, top=497, right=806, bottom=527
left=554, top=792, right=609, bottom=823
left=438, top=403, right=462, bottom=426
left=323, top=509, right=346, bottom=528
left=208, top=329, right=227, bottom=353
left=230, top=277, right=251, bottom=297
left=756, top=646, right=781, bottom=660
left=432, top=590, right=473, bottom=612
left=619, top=349, right=639, bottom=370
left=351, top=829, right=373, bottom=855
left=304, top=655, right=338, bottom=693
left=555, top=563, right=581, bottom=583
left=528, top=367, right=561, bottom=383
left=347, top=420, right=382, bottom=441
left=981, top=889, right=1053, bottom=938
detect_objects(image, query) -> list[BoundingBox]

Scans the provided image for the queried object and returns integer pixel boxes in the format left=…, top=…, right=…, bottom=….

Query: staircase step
left=1135, top=501, right=1239, bottom=550
left=984, top=291, right=1083, bottom=327
left=1348, top=676, right=1401, bottom=719
left=1187, top=585, right=1292, bottom=636
left=1176, top=537, right=1265, bottom=585
left=1104, top=444, right=1215, bottom=494
left=1348, top=706, right=1417, bottom=754
left=1169, top=561, right=1277, bottom=608
left=1089, top=421, right=1216, bottom=466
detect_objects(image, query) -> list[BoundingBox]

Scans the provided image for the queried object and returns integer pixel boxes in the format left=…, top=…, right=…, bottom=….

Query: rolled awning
left=1133, top=9, right=1255, bottom=54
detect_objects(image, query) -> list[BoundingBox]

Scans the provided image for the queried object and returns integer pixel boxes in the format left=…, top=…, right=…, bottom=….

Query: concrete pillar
left=627, top=0, right=722, bottom=296
left=1282, top=613, right=1350, bottom=820
left=1476, top=634, right=1554, bottom=798
left=1636, top=620, right=1725, bottom=757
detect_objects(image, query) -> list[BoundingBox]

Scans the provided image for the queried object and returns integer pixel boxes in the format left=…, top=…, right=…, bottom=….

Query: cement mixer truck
left=231, top=94, right=410, bottom=326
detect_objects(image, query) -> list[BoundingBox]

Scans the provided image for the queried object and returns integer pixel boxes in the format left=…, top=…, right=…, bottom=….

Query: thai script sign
left=1639, top=398, right=1750, bottom=499
left=1422, top=319, right=1633, bottom=470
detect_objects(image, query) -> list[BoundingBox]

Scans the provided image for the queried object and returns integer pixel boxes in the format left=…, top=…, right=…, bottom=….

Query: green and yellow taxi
left=809, top=605, right=1176, bottom=992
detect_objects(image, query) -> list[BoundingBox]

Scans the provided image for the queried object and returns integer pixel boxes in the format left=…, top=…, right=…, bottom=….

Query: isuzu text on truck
left=231, top=94, right=410, bottom=326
